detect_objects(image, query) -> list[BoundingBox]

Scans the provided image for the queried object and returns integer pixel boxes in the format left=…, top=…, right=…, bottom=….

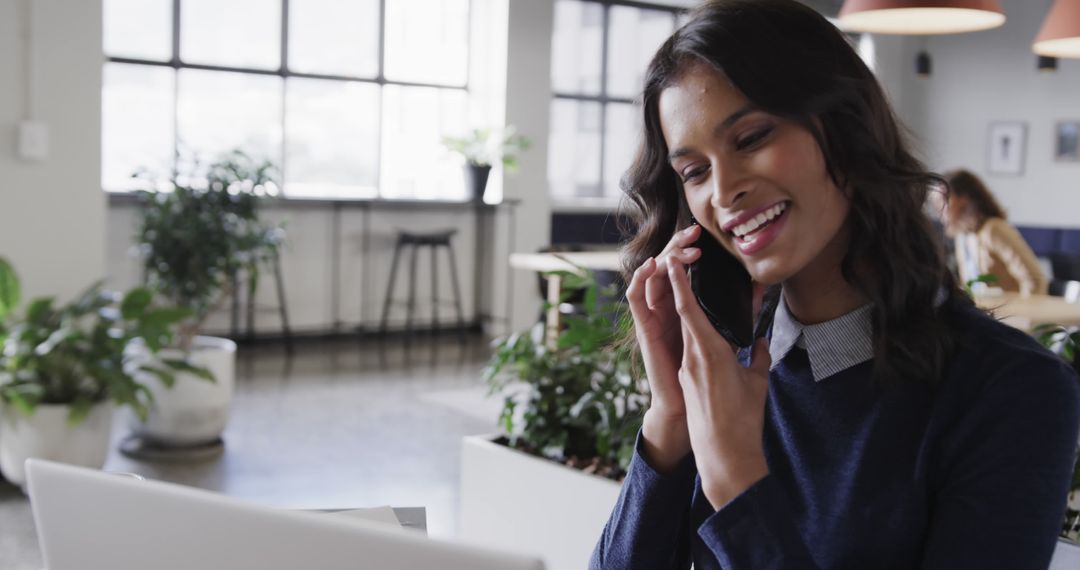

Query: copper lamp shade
left=838, top=0, right=1006, bottom=35
left=1034, top=0, right=1080, bottom=58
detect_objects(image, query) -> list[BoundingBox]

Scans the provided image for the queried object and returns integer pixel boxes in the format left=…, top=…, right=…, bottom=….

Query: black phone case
left=687, top=224, right=780, bottom=348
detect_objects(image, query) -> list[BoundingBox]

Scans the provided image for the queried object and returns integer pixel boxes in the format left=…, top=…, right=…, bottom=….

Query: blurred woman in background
left=942, top=168, right=1048, bottom=295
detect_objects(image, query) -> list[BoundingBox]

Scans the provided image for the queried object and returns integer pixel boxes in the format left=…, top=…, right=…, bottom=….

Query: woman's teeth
left=733, top=203, right=787, bottom=240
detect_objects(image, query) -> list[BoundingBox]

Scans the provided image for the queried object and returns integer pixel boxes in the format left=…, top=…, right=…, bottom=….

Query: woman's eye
left=735, top=126, right=773, bottom=151
left=681, top=166, right=708, bottom=184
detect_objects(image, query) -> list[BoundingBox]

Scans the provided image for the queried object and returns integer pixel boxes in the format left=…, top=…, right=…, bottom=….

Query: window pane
left=289, top=0, right=380, bottom=77
left=384, top=0, right=469, bottom=86
left=548, top=99, right=601, bottom=199
left=177, top=69, right=283, bottom=169
left=551, top=0, right=603, bottom=96
left=380, top=86, right=468, bottom=200
left=604, top=102, right=640, bottom=198
left=676, top=11, right=692, bottom=29
left=607, top=7, right=675, bottom=99
left=285, top=78, right=380, bottom=199
left=103, top=0, right=172, bottom=60
left=102, top=63, right=175, bottom=191
left=181, top=0, right=282, bottom=70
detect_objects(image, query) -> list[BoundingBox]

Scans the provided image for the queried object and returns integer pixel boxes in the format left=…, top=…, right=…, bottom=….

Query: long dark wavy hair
left=619, top=0, right=969, bottom=386
left=943, top=168, right=1008, bottom=230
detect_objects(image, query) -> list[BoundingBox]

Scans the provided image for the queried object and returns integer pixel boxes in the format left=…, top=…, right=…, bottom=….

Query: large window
left=102, top=0, right=472, bottom=200
left=548, top=0, right=684, bottom=202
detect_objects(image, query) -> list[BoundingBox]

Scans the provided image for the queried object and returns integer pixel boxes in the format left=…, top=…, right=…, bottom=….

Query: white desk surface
left=508, top=251, right=622, bottom=273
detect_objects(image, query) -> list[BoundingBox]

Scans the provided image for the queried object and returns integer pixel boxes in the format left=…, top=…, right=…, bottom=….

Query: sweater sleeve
left=981, top=218, right=1048, bottom=295
left=918, top=353, right=1080, bottom=569
left=589, top=432, right=697, bottom=570
left=696, top=474, right=820, bottom=569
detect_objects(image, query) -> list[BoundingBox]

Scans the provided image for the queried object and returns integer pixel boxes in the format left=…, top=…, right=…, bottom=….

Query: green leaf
left=3, top=388, right=38, bottom=417
left=26, top=297, right=55, bottom=323
left=121, top=287, right=155, bottom=320
left=160, top=358, right=215, bottom=382
left=66, top=398, right=93, bottom=427
left=140, top=365, right=177, bottom=388
left=0, top=257, right=20, bottom=322
left=140, top=307, right=193, bottom=329
left=34, top=327, right=80, bottom=356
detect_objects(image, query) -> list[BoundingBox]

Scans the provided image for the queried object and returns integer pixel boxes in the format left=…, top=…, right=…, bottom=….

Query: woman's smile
left=723, top=200, right=790, bottom=255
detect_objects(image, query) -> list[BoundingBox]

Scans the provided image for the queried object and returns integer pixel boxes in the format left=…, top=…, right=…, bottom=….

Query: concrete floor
left=0, top=334, right=502, bottom=570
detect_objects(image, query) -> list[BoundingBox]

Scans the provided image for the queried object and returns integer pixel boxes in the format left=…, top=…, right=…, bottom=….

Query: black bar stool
left=230, top=248, right=293, bottom=353
left=378, top=229, right=466, bottom=343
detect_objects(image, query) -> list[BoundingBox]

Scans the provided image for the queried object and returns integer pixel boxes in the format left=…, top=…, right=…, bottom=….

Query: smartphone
left=687, top=222, right=780, bottom=348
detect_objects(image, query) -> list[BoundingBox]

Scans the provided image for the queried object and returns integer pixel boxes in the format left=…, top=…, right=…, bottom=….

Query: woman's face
left=658, top=61, right=850, bottom=286
left=942, top=191, right=970, bottom=235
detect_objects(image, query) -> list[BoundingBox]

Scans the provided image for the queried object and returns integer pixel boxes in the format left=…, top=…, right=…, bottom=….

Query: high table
left=974, top=292, right=1080, bottom=331
left=508, top=251, right=622, bottom=347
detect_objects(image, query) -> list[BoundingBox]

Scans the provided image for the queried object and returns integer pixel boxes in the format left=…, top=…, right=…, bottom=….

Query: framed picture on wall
left=1055, top=121, right=1080, bottom=162
left=986, top=122, right=1027, bottom=175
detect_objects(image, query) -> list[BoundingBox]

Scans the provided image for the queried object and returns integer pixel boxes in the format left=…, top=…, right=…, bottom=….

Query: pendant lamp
left=1034, top=0, right=1080, bottom=58
left=838, top=0, right=1006, bottom=35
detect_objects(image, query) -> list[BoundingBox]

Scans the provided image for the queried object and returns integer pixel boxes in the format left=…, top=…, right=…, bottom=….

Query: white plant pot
left=128, top=335, right=237, bottom=446
left=0, top=401, right=114, bottom=488
left=459, top=435, right=622, bottom=570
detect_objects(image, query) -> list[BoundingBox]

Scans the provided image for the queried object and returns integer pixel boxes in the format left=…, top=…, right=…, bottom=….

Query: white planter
left=459, top=435, right=622, bottom=570
left=0, top=401, right=114, bottom=487
left=128, top=335, right=236, bottom=446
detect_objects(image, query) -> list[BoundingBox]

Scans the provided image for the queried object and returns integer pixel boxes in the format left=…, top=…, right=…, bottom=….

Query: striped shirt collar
left=769, top=294, right=874, bottom=382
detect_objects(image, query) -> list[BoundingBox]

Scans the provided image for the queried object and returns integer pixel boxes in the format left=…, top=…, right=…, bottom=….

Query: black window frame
left=550, top=0, right=685, bottom=201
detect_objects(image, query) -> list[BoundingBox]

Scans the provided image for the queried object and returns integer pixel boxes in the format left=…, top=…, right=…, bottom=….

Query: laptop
left=26, top=459, right=544, bottom=570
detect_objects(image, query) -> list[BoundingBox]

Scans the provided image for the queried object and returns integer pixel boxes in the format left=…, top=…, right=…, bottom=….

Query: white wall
left=895, top=0, right=1080, bottom=228
left=108, top=200, right=488, bottom=336
left=0, top=0, right=106, bottom=301
left=494, top=0, right=555, bottom=335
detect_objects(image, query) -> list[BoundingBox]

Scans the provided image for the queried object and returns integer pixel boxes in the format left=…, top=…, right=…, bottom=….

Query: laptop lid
left=26, top=459, right=544, bottom=570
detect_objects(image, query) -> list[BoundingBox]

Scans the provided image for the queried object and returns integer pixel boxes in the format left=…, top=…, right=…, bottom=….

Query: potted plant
left=1033, top=324, right=1080, bottom=520
left=442, top=126, right=531, bottom=202
left=460, top=268, right=646, bottom=570
left=130, top=149, right=284, bottom=448
left=0, top=258, right=200, bottom=487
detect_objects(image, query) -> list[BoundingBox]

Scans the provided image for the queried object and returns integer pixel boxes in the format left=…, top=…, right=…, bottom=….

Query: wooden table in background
left=508, top=251, right=622, bottom=348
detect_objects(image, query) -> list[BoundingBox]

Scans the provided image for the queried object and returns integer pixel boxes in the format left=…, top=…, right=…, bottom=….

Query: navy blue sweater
left=591, top=304, right=1080, bottom=569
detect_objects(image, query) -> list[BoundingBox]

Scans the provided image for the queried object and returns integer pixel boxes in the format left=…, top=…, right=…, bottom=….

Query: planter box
left=459, top=435, right=621, bottom=570
left=0, top=402, right=113, bottom=488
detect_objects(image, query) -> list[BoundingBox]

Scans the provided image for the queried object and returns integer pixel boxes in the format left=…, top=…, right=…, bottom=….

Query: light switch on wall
left=17, top=120, right=49, bottom=161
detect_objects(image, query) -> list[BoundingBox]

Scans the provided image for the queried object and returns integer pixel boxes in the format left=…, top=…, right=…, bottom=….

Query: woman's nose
left=709, top=162, right=750, bottom=209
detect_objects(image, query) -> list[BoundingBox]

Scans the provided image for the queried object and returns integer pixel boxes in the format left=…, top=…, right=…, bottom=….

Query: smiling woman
left=592, top=0, right=1080, bottom=569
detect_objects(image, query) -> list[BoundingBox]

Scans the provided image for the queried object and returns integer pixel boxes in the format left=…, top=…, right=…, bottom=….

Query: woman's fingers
left=647, top=247, right=699, bottom=309
left=626, top=257, right=657, bottom=324
left=667, top=258, right=714, bottom=340
left=654, top=224, right=702, bottom=267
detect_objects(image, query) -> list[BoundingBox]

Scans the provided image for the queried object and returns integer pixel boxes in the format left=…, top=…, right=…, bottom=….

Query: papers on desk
left=325, top=506, right=403, bottom=529
left=1049, top=538, right=1080, bottom=570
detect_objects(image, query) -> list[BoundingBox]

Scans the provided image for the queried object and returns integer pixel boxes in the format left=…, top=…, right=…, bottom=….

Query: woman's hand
left=625, top=225, right=703, bottom=472
left=667, top=256, right=771, bottom=510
